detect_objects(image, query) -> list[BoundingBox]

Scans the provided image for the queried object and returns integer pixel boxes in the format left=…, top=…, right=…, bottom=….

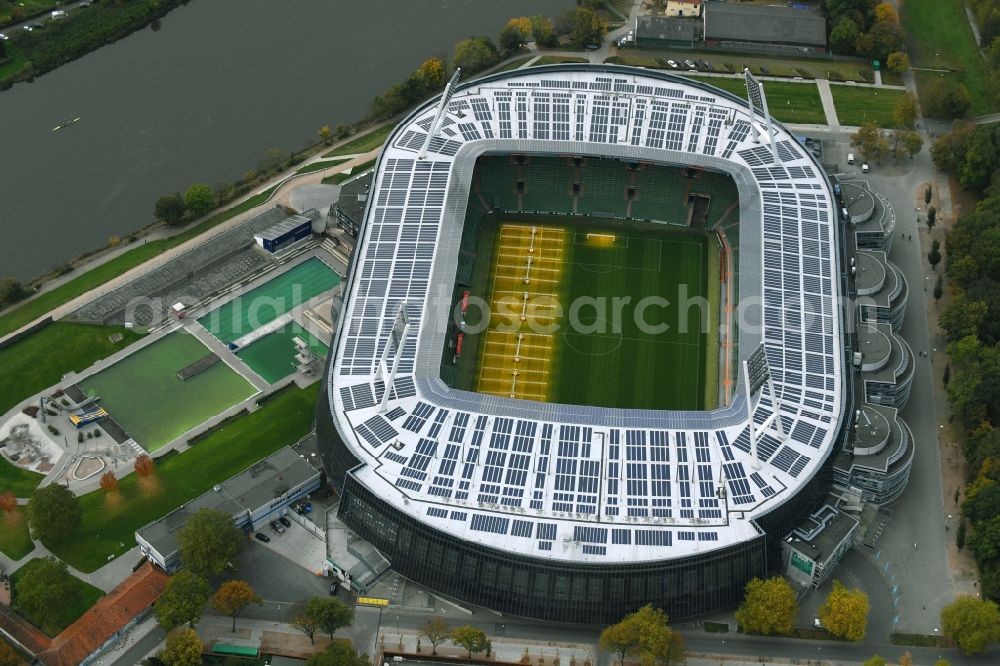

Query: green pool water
left=237, top=323, right=328, bottom=384
left=199, top=258, right=339, bottom=345
left=79, top=332, right=256, bottom=452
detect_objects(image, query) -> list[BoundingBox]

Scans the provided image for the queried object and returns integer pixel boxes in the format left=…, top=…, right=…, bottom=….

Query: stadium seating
left=577, top=159, right=630, bottom=216
left=521, top=157, right=575, bottom=213
left=631, top=163, right=691, bottom=225
left=476, top=157, right=521, bottom=211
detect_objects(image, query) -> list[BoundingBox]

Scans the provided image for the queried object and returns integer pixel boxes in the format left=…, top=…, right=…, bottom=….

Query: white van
left=847, top=153, right=855, bottom=164
left=862, top=163, right=870, bottom=173
left=51, top=9, right=67, bottom=19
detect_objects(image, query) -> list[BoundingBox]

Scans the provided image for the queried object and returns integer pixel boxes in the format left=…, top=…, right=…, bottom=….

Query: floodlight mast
left=742, top=345, right=787, bottom=470
left=418, top=68, right=463, bottom=160
left=375, top=303, right=412, bottom=413
left=743, top=68, right=781, bottom=165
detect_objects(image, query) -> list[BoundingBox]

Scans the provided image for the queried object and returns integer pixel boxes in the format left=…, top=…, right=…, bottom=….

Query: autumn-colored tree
left=210, top=580, right=261, bottom=632
left=450, top=625, right=489, bottom=658
left=100, top=471, right=118, bottom=493
left=893, top=92, right=918, bottom=130
left=735, top=576, right=797, bottom=635
left=135, top=454, right=154, bottom=476
left=499, top=17, right=533, bottom=52
left=415, top=57, right=446, bottom=92
left=940, top=596, right=1000, bottom=654
left=317, top=126, right=332, bottom=145
left=862, top=656, right=886, bottom=666
left=159, top=628, right=203, bottom=666
left=422, top=618, right=451, bottom=655
left=0, top=636, right=21, bottom=666
left=851, top=122, right=889, bottom=164
left=600, top=611, right=642, bottom=665
left=0, top=491, right=15, bottom=513
left=886, top=51, right=910, bottom=73
left=819, top=580, right=869, bottom=641
left=292, top=600, right=321, bottom=644
left=600, top=605, right=682, bottom=666
left=873, top=3, right=898, bottom=23
left=899, top=651, right=914, bottom=666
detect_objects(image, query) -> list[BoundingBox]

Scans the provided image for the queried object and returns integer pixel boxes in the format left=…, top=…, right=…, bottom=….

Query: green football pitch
left=472, top=220, right=713, bottom=411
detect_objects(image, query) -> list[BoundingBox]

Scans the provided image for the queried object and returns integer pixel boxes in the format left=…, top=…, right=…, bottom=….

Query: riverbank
left=0, top=0, right=191, bottom=90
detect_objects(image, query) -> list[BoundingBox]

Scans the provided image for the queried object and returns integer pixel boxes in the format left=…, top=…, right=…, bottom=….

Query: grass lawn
left=323, top=125, right=393, bottom=158
left=683, top=75, right=827, bottom=124
left=830, top=85, right=908, bottom=128
left=44, top=383, right=319, bottom=572
left=0, top=322, right=143, bottom=416
left=901, top=0, right=998, bottom=116
left=472, top=221, right=709, bottom=410
left=294, top=159, right=347, bottom=175
left=0, top=186, right=277, bottom=339
left=492, top=56, right=534, bottom=73
left=530, top=56, right=589, bottom=66
left=0, top=43, right=29, bottom=82
left=322, top=158, right=376, bottom=185
left=0, top=511, right=34, bottom=560
left=0, top=458, right=44, bottom=498
left=11, top=558, right=104, bottom=636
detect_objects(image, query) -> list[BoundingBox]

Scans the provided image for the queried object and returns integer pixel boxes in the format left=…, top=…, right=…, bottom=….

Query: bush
left=47, top=424, right=59, bottom=436
left=958, top=519, right=966, bottom=549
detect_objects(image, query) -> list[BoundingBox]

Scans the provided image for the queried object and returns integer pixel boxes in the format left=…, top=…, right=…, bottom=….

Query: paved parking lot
left=256, top=516, right=327, bottom=576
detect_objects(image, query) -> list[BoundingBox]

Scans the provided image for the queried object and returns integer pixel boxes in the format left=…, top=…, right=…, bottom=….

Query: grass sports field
left=472, top=221, right=712, bottom=411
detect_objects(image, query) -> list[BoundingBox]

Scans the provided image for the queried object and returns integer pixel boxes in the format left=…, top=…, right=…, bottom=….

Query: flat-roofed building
left=704, top=4, right=827, bottom=54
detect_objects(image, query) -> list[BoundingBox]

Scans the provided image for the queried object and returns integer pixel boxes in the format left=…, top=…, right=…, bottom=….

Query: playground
left=78, top=332, right=256, bottom=452
left=236, top=322, right=328, bottom=384
left=198, top=257, right=340, bottom=346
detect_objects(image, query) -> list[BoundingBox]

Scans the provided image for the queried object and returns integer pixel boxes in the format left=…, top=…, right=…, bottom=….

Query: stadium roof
left=704, top=4, right=827, bottom=47
left=325, top=65, right=844, bottom=563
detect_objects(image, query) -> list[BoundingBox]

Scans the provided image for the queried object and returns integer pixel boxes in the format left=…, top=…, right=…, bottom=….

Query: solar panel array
left=331, top=68, right=842, bottom=562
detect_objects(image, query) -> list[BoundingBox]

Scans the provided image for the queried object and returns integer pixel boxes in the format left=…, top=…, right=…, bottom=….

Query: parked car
left=701, top=60, right=713, bottom=70
left=862, top=163, right=870, bottom=173
left=684, top=59, right=697, bottom=69
left=279, top=516, right=292, bottom=528
left=833, top=183, right=842, bottom=198
left=22, top=25, right=33, bottom=32
left=270, top=520, right=285, bottom=534
left=666, top=59, right=678, bottom=68
left=51, top=9, right=67, bottom=19
left=330, top=583, right=338, bottom=596
left=760, top=66, right=770, bottom=75
left=254, top=532, right=271, bottom=543
left=847, top=153, right=855, bottom=164
left=0, top=33, right=8, bottom=41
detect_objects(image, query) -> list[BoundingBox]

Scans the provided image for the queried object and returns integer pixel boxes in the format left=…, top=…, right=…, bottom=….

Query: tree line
left=825, top=0, right=906, bottom=63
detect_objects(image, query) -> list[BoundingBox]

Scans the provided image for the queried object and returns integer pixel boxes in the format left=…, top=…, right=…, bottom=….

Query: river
left=0, top=0, right=572, bottom=281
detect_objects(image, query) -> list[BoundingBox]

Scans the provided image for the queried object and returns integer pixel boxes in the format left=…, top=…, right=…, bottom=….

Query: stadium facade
left=316, top=64, right=848, bottom=623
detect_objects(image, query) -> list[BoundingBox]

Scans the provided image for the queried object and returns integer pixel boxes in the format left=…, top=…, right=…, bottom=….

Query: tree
left=570, top=7, right=605, bottom=47
left=735, top=576, right=797, bottom=635
left=453, top=37, right=499, bottom=75
left=292, top=600, right=321, bottom=644
left=927, top=205, right=938, bottom=228
left=154, top=193, right=186, bottom=226
left=450, top=625, right=489, bottom=657
left=317, top=125, right=332, bottom=145
left=600, top=613, right=642, bottom=665
left=311, top=597, right=354, bottom=639
left=929, top=239, right=942, bottom=270
left=627, top=605, right=683, bottom=666
left=414, top=57, right=446, bottom=93
left=901, top=130, right=924, bottom=159
left=899, top=651, right=913, bottom=666
left=859, top=20, right=905, bottom=61
left=830, top=16, right=860, bottom=55
left=0, top=492, right=15, bottom=513
left=499, top=17, right=532, bottom=53
left=183, top=183, right=215, bottom=218
left=893, top=92, right=918, bottom=130
left=27, top=484, right=81, bottom=543
left=305, top=641, right=369, bottom=666
left=154, top=571, right=211, bottom=631
left=935, top=660, right=951, bottom=666
left=862, top=656, right=886, bottom=666
left=210, top=580, right=261, bottom=632
left=851, top=122, right=888, bottom=164
left=12, top=557, right=78, bottom=625
left=260, top=147, right=289, bottom=175
left=873, top=3, right=898, bottom=23
left=530, top=15, right=558, bottom=48
left=935, top=274, right=944, bottom=301
left=178, top=508, right=244, bottom=577
left=0, top=277, right=29, bottom=309
left=159, top=628, right=203, bottom=666
left=940, top=595, right=1000, bottom=654
left=0, top=637, right=21, bottom=666
left=886, top=51, right=909, bottom=73
left=923, top=79, right=972, bottom=119
left=421, top=618, right=451, bottom=655
left=100, top=471, right=118, bottom=493
left=819, top=580, right=869, bottom=641
left=926, top=185, right=933, bottom=205
left=135, top=454, right=155, bottom=476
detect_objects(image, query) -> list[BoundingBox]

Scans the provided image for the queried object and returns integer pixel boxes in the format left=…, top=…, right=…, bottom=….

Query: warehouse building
left=703, top=4, right=827, bottom=54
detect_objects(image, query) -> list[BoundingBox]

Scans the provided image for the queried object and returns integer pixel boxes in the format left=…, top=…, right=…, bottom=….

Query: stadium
left=316, top=64, right=846, bottom=623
